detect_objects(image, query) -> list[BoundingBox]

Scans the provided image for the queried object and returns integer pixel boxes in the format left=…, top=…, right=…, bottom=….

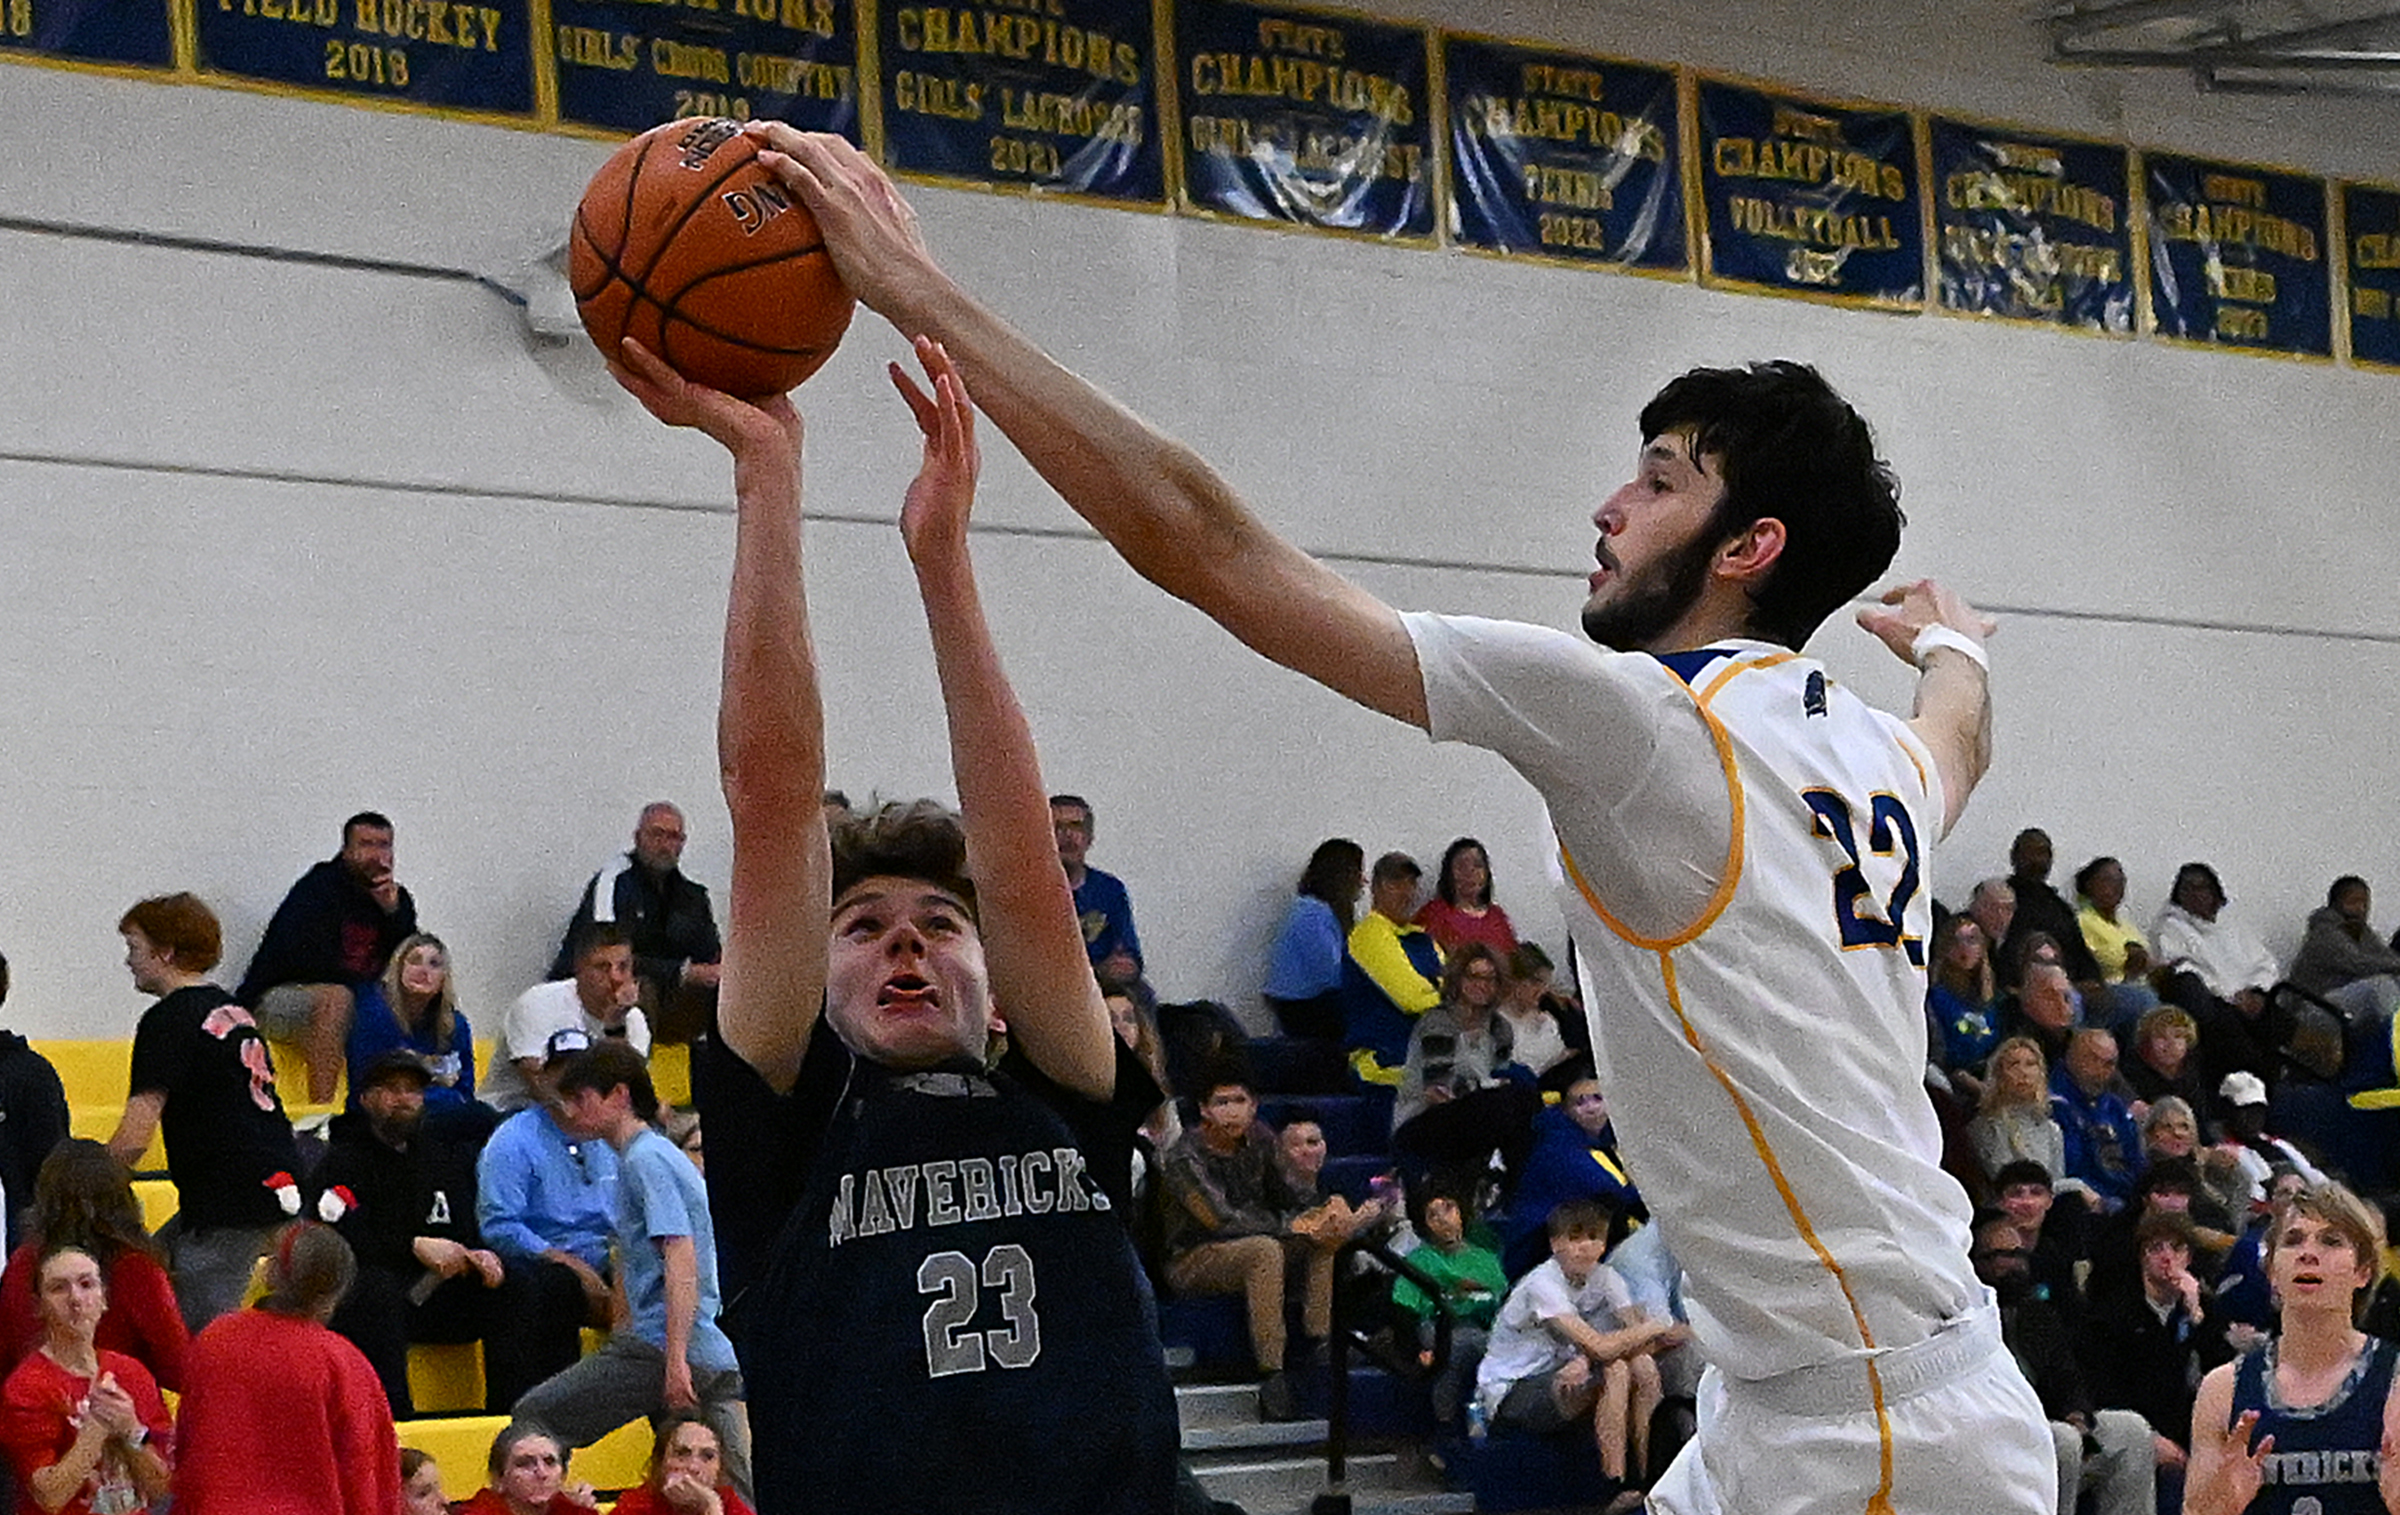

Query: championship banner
left=1443, top=34, right=1683, bottom=273
left=1930, top=117, right=2132, bottom=332
left=2344, top=182, right=2400, bottom=372
left=878, top=0, right=1162, bottom=203
left=1173, top=0, right=1434, bottom=239
left=2140, top=152, right=2330, bottom=358
left=0, top=0, right=172, bottom=68
left=553, top=0, right=858, bottom=137
left=1693, top=77, right=1921, bottom=308
left=196, top=0, right=535, bottom=114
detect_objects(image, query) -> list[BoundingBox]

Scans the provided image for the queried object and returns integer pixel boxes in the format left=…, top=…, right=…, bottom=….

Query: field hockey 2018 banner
left=1695, top=77, right=1921, bottom=309
left=878, top=0, right=1161, bottom=202
left=1174, top=0, right=1434, bottom=239
left=1930, top=118, right=2133, bottom=332
left=1443, top=36, right=1683, bottom=273
left=2142, top=152, right=2330, bottom=358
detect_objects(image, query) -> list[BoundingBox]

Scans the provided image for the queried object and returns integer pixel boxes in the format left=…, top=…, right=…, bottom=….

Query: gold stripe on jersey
left=1561, top=649, right=1899, bottom=1515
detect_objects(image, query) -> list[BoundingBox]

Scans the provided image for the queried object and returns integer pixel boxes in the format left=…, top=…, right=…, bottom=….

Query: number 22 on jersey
left=1802, top=789, right=1924, bottom=966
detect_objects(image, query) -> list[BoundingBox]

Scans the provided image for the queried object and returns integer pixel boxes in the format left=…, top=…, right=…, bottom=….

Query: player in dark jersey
left=608, top=334, right=1176, bottom=1514
left=2188, top=1181, right=2400, bottom=1515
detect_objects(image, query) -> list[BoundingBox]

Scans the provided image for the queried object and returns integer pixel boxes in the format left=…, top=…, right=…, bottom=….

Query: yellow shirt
left=2077, top=903, right=2149, bottom=982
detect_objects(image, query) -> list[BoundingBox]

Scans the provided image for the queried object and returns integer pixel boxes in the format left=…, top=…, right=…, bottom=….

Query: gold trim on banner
left=1154, top=0, right=1182, bottom=207
left=1687, top=68, right=1925, bottom=314
left=171, top=0, right=194, bottom=73
left=527, top=0, right=555, bottom=128
left=886, top=167, right=1172, bottom=215
left=1921, top=110, right=2137, bottom=341
left=2131, top=149, right=2155, bottom=340
left=2134, top=145, right=2335, bottom=361
left=855, top=0, right=884, bottom=161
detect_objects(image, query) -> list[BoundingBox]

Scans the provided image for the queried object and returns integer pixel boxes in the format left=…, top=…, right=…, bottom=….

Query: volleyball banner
left=195, top=0, right=533, bottom=112
left=1173, top=0, right=1435, bottom=239
left=2345, top=182, right=2400, bottom=371
left=1694, top=78, right=1922, bottom=308
left=552, top=0, right=857, bottom=134
left=2141, top=152, right=2330, bottom=358
left=878, top=0, right=1162, bottom=203
left=0, top=0, right=170, bottom=67
left=1444, top=36, right=1684, bottom=273
left=1930, top=117, right=2133, bottom=332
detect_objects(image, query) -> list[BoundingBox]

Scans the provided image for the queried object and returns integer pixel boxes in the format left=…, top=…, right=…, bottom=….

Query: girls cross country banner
left=5, top=0, right=2390, bottom=372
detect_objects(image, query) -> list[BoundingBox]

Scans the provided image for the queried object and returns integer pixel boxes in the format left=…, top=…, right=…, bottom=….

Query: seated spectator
left=2186, top=1182, right=2394, bottom=1515
left=1262, top=839, right=1364, bottom=1040
left=2289, top=874, right=2400, bottom=1024
left=551, top=802, right=722, bottom=1045
left=1969, top=1211, right=2153, bottom=1515
left=2154, top=862, right=2284, bottom=1083
left=609, top=1412, right=757, bottom=1515
left=236, top=812, right=418, bottom=1104
left=2209, top=1163, right=2311, bottom=1338
left=475, top=1029, right=622, bottom=1334
left=1927, top=915, right=2002, bottom=1099
left=482, top=926, right=649, bottom=1116
left=1341, top=853, right=1444, bottom=1089
left=1999, top=830, right=2109, bottom=997
left=2121, top=1006, right=2208, bottom=1119
left=1272, top=1109, right=1387, bottom=1256
left=1390, top=945, right=1539, bottom=1197
left=455, top=1424, right=596, bottom=1515
left=1474, top=1198, right=1682, bottom=1510
left=2215, top=1070, right=2329, bottom=1202
left=1391, top=1186, right=1506, bottom=1429
left=346, top=932, right=486, bottom=1141
left=318, top=1051, right=580, bottom=1417
left=173, top=1222, right=400, bottom=1515
left=1964, top=879, right=2018, bottom=988
left=1496, top=944, right=1585, bottom=1087
left=1107, top=989, right=1177, bottom=1150
left=1052, top=794, right=1145, bottom=987
left=2086, top=1157, right=2235, bottom=1305
left=2051, top=1028, right=2145, bottom=1213
left=1415, top=837, right=1519, bottom=959
left=512, top=1043, right=749, bottom=1500
left=2079, top=1210, right=2229, bottom=1485
left=1162, top=1077, right=1331, bottom=1420
left=2138, top=1098, right=2248, bottom=1233
left=1988, top=1161, right=2088, bottom=1323
left=0, top=951, right=70, bottom=1253
left=106, top=892, right=304, bottom=1333
left=0, top=1141, right=187, bottom=1392
left=2071, top=856, right=2160, bottom=1034
left=401, top=1447, right=450, bottom=1515
left=1504, top=1074, right=1643, bottom=1280
left=1966, top=1036, right=2066, bottom=1184
left=0, top=1244, right=174, bottom=1515
left=1999, top=962, right=2077, bottom=1068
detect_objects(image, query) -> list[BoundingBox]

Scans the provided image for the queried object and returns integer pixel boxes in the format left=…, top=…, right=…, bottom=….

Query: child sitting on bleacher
left=1391, top=1185, right=1506, bottom=1429
left=1475, top=1198, right=1686, bottom=1513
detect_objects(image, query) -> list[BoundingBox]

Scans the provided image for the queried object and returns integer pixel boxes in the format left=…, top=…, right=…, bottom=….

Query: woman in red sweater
left=454, top=1424, right=598, bottom=1515
left=172, top=1222, right=398, bottom=1515
left=609, top=1413, right=757, bottom=1515
left=0, top=1140, right=187, bottom=1392
left=0, top=1245, right=173, bottom=1515
left=1414, top=837, right=1520, bottom=958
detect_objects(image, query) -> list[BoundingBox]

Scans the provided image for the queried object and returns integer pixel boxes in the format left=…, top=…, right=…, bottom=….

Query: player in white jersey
left=751, top=128, right=2052, bottom=1515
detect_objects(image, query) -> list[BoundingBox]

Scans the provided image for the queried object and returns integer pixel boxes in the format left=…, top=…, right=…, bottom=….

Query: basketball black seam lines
left=629, top=142, right=766, bottom=290
left=651, top=240, right=837, bottom=362
left=567, top=129, right=665, bottom=300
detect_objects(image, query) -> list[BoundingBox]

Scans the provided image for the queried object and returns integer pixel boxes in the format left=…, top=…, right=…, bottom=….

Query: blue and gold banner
left=878, top=0, right=1161, bottom=203
left=2141, top=152, right=2329, bottom=358
left=553, top=0, right=858, bottom=136
left=2345, top=182, right=2400, bottom=371
left=0, top=0, right=172, bottom=68
left=1444, top=35, right=1682, bottom=273
left=1931, top=117, right=2132, bottom=332
left=1694, top=78, right=1921, bottom=308
left=196, top=0, right=534, bottom=113
left=1174, top=0, right=1433, bottom=239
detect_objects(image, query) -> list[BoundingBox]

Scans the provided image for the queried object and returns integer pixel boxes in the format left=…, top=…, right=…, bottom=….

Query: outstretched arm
left=893, top=338, right=1114, bottom=1100
left=613, top=340, right=830, bottom=1093
left=1857, top=578, right=1995, bottom=838
left=748, top=127, right=1428, bottom=732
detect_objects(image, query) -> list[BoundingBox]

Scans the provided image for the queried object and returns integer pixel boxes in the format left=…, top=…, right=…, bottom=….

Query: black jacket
left=237, top=859, right=417, bottom=1001
left=549, top=854, right=720, bottom=987
left=0, top=1033, right=68, bottom=1249
left=311, top=1110, right=483, bottom=1275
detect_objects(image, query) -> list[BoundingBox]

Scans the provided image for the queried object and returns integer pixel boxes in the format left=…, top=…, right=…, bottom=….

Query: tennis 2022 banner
left=1443, top=36, right=1683, bottom=273
left=1930, top=118, right=2133, bottom=333
left=1694, top=77, right=1922, bottom=309
left=2142, top=152, right=2331, bottom=359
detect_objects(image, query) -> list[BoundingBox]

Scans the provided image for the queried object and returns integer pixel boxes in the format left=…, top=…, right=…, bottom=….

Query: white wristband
left=1910, top=624, right=1989, bottom=672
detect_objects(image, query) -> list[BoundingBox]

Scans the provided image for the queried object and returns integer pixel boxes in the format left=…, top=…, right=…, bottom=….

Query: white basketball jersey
left=1407, top=615, right=1980, bottom=1386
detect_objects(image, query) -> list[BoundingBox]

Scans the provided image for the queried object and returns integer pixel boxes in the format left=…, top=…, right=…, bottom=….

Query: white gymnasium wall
left=3, top=0, right=2397, bottom=1038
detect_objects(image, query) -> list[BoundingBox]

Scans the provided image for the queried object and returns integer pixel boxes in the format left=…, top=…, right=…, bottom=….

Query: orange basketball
left=570, top=118, right=855, bottom=398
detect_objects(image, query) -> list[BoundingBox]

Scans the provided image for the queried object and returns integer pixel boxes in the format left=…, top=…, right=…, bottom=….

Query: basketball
left=570, top=118, right=855, bottom=398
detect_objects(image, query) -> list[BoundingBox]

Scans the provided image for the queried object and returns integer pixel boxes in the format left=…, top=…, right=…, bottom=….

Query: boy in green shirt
left=1393, top=1187, right=1509, bottom=1427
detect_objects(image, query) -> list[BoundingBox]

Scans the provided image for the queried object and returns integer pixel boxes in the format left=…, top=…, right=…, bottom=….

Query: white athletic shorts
left=1648, top=1304, right=2052, bottom=1515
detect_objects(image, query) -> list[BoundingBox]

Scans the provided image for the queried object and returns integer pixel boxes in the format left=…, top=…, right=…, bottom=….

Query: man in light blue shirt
left=475, top=1026, right=621, bottom=1333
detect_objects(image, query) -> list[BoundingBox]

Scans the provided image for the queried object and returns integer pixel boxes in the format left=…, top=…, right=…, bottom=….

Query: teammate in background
left=747, top=126, right=2049, bottom=1514
left=615, top=331, right=1175, bottom=1513
left=2186, top=1182, right=2400, bottom=1515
